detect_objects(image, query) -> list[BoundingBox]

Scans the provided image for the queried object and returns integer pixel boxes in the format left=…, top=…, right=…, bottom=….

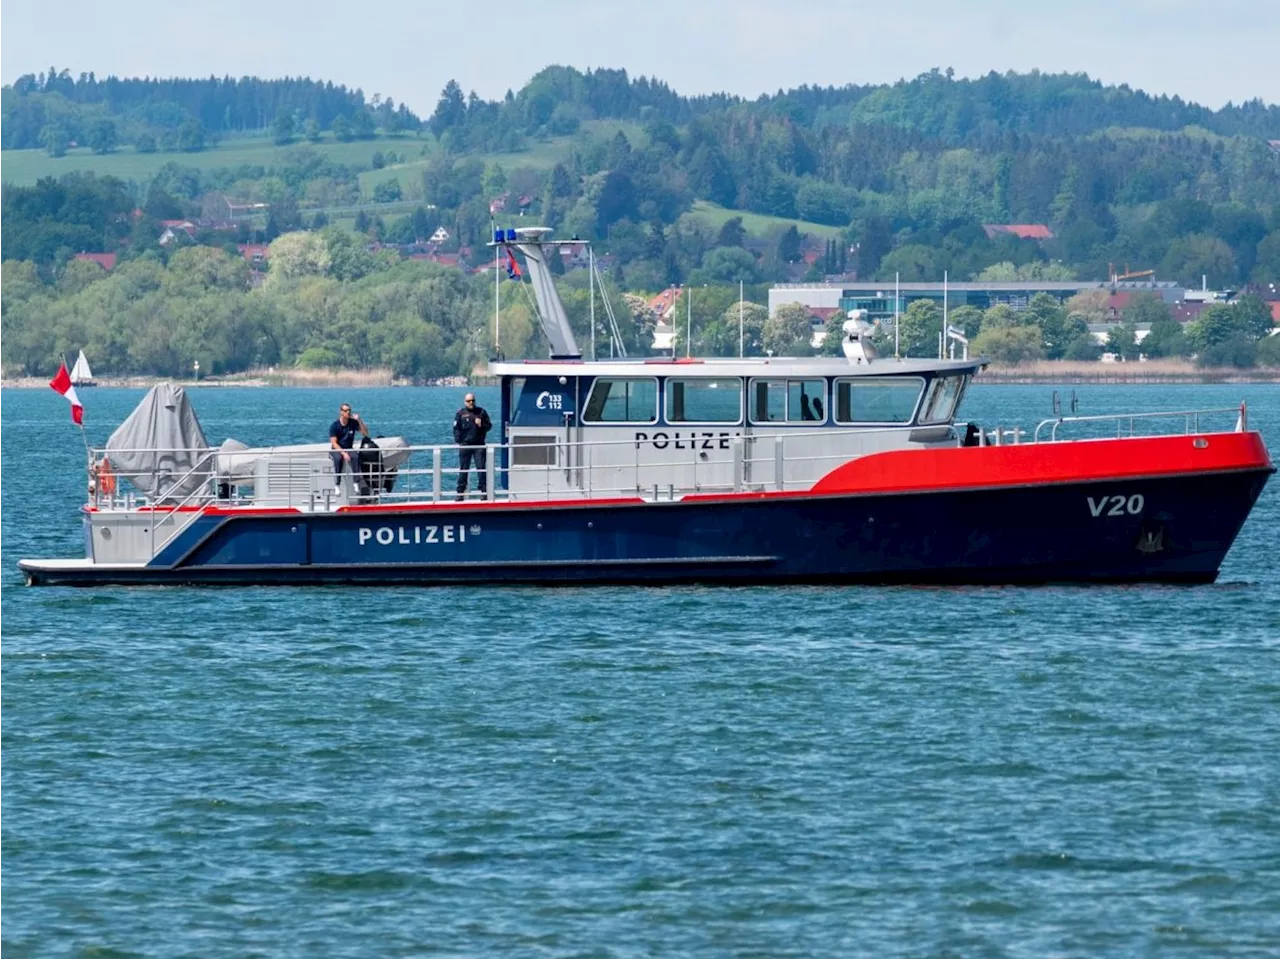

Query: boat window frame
left=748, top=378, right=829, bottom=426
left=832, top=375, right=926, bottom=426
left=918, top=374, right=968, bottom=425
left=665, top=376, right=744, bottom=426
left=581, top=376, right=660, bottom=425
left=506, top=376, right=527, bottom=426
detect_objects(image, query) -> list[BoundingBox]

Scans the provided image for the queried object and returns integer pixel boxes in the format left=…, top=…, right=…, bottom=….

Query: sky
left=2, top=0, right=1277, bottom=114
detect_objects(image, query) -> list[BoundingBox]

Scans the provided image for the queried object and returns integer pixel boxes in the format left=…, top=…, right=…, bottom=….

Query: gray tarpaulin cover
left=105, top=383, right=211, bottom=501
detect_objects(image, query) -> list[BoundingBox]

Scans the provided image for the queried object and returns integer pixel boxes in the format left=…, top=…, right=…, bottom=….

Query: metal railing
left=1033, top=403, right=1246, bottom=443
left=85, top=403, right=1253, bottom=521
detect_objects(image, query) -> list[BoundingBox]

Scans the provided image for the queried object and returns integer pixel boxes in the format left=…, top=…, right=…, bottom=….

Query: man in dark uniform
left=453, top=392, right=492, bottom=497
left=329, top=403, right=369, bottom=490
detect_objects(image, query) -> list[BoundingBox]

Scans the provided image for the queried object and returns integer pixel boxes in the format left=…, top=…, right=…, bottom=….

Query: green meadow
left=0, top=133, right=430, bottom=186
left=682, top=201, right=845, bottom=239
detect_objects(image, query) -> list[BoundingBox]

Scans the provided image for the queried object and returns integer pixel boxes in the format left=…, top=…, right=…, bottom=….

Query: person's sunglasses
left=340, top=408, right=351, bottom=413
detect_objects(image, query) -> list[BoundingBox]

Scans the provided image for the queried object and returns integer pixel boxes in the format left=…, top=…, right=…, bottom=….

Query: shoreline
left=974, top=359, right=1280, bottom=384
left=1, top=371, right=475, bottom=389
left=3, top=363, right=1278, bottom=389
left=977, top=372, right=1280, bottom=384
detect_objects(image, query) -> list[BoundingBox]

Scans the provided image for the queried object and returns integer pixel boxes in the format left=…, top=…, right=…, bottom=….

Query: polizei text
left=358, top=524, right=471, bottom=546
left=634, top=431, right=739, bottom=450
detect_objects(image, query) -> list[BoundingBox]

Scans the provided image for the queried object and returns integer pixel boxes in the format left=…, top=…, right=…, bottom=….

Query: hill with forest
left=3, top=65, right=1280, bottom=379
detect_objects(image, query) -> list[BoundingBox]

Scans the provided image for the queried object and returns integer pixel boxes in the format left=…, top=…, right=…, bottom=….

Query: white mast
left=941, top=270, right=948, bottom=360
left=589, top=246, right=596, bottom=361
left=894, top=272, right=900, bottom=359
left=494, top=244, right=501, bottom=355
left=686, top=287, right=692, bottom=358
left=739, top=280, right=744, bottom=358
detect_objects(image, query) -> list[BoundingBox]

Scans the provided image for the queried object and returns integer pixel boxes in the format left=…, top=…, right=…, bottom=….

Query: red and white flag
left=49, top=362, right=84, bottom=425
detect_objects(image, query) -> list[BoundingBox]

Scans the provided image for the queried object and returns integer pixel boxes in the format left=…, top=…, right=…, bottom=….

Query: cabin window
left=788, top=380, right=826, bottom=423
left=918, top=375, right=967, bottom=424
left=750, top=379, right=827, bottom=424
left=667, top=378, right=742, bottom=424
left=506, top=377, right=527, bottom=424
left=833, top=377, right=923, bottom=424
left=582, top=377, right=658, bottom=424
left=750, top=380, right=787, bottom=423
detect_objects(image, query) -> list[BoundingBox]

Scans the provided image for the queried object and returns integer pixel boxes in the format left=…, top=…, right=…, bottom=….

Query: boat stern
left=21, top=504, right=210, bottom=585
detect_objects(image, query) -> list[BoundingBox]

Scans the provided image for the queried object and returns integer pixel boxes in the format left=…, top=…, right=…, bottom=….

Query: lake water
left=3, top=382, right=1279, bottom=956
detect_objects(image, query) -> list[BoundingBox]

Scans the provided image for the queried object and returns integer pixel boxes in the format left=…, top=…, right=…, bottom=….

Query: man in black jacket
left=453, top=392, right=492, bottom=496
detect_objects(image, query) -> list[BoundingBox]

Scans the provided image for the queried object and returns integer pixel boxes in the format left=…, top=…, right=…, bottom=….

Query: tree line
left=2, top=69, right=419, bottom=154
left=4, top=227, right=1277, bottom=381
left=0, top=233, right=679, bottom=380
left=3, top=65, right=1279, bottom=377
left=6, top=66, right=1279, bottom=295
left=423, top=66, right=1280, bottom=290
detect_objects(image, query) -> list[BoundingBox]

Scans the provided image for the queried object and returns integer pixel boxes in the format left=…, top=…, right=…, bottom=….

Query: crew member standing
left=329, top=403, right=369, bottom=490
left=453, top=392, right=492, bottom=497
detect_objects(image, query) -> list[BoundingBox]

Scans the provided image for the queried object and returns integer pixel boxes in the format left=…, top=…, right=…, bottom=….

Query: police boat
left=19, top=227, right=1274, bottom=586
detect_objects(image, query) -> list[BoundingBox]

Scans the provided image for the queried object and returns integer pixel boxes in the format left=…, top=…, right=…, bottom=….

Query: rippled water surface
left=4, top=383, right=1280, bottom=956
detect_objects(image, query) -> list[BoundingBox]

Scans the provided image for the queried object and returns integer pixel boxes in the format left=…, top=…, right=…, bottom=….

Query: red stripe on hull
left=810, top=431, right=1273, bottom=496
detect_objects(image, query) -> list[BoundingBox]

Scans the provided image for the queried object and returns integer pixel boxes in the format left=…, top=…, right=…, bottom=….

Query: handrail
left=145, top=449, right=218, bottom=558
left=89, top=427, right=913, bottom=465
left=84, top=404, right=1253, bottom=526
left=90, top=447, right=217, bottom=506
left=1033, top=405, right=1245, bottom=443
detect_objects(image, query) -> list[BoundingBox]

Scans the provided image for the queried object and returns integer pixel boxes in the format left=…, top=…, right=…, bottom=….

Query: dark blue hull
left=24, top=467, right=1271, bottom=586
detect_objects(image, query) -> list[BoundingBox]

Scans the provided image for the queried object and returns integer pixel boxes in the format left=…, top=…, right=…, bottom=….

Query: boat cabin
left=490, top=356, right=980, bottom=498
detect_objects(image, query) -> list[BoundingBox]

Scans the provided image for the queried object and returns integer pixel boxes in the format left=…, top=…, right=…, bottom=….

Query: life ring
left=98, top=458, right=117, bottom=496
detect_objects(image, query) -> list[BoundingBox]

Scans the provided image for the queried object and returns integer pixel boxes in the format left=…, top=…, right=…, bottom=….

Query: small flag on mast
left=505, top=248, right=522, bottom=280
left=49, top=362, right=84, bottom=425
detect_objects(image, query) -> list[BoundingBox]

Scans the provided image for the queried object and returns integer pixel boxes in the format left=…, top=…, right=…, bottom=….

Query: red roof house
left=983, top=224, right=1055, bottom=241
left=806, top=306, right=841, bottom=323
left=647, top=287, right=682, bottom=322
left=1172, top=301, right=1211, bottom=322
left=236, top=243, right=270, bottom=265
left=408, top=251, right=462, bottom=268
left=74, top=252, right=117, bottom=271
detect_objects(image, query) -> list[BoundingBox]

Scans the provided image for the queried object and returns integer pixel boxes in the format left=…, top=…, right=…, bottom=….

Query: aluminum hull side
left=20, top=467, right=1271, bottom=586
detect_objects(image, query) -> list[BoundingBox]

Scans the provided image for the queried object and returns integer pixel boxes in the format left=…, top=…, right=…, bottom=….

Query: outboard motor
left=356, top=436, right=380, bottom=501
